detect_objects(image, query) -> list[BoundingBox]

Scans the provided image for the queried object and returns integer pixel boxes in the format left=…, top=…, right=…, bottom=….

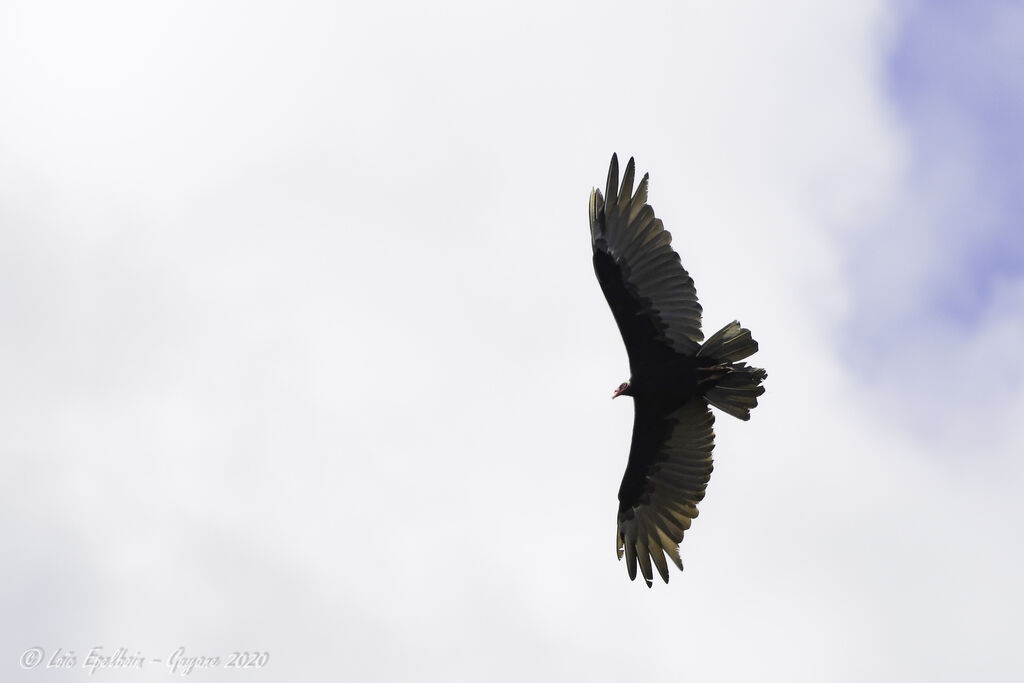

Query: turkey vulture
left=590, top=154, right=767, bottom=586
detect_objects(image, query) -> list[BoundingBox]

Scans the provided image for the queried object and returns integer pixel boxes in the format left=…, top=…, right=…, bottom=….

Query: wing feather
left=591, top=154, right=703, bottom=370
left=615, top=398, right=716, bottom=586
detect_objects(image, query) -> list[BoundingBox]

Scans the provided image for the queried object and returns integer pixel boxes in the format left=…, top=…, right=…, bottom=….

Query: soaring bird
left=590, top=154, right=767, bottom=586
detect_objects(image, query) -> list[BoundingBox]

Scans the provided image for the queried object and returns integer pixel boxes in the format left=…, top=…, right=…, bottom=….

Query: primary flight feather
left=590, top=154, right=767, bottom=587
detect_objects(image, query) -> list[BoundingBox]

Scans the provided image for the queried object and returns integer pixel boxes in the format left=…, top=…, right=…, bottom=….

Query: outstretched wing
left=616, top=398, right=716, bottom=586
left=590, top=154, right=703, bottom=373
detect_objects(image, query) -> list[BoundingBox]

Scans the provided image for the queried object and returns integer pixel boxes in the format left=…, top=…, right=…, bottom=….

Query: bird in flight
left=590, top=154, right=767, bottom=586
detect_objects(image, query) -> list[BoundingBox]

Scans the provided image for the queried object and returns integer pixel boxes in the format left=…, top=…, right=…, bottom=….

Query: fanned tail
left=697, top=321, right=766, bottom=421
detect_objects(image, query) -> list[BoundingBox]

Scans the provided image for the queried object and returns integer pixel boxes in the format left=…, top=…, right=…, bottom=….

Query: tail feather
left=696, top=320, right=758, bottom=362
left=698, top=321, right=766, bottom=421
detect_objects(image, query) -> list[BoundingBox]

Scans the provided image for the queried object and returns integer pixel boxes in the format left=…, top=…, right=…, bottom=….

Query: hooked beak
left=612, top=386, right=625, bottom=399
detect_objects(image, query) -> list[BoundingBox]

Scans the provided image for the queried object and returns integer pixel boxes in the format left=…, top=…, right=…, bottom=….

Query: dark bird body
left=590, top=154, right=767, bottom=586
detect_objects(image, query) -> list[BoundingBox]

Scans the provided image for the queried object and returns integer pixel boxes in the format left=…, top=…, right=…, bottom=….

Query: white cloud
left=835, top=0, right=1024, bottom=440
left=1, top=1, right=1021, bottom=681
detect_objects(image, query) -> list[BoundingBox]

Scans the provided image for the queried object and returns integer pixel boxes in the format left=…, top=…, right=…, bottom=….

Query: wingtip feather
left=618, top=157, right=635, bottom=209
left=605, top=154, right=619, bottom=206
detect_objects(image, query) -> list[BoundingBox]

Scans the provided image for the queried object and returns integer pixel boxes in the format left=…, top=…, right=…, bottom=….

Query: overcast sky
left=2, top=1, right=1022, bottom=681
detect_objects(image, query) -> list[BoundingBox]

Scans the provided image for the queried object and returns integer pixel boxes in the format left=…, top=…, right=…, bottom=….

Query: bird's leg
left=697, top=363, right=732, bottom=387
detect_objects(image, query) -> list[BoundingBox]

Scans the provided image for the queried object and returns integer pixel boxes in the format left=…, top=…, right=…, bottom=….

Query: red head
left=612, top=381, right=631, bottom=399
